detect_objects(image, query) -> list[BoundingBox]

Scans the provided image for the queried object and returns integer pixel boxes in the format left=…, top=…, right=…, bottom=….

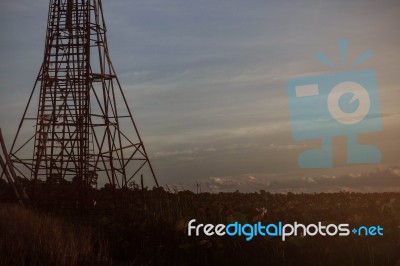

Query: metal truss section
left=9, top=0, right=158, bottom=206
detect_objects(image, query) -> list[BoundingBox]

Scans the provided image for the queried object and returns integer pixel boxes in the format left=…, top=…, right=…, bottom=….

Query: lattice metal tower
left=9, top=0, right=158, bottom=204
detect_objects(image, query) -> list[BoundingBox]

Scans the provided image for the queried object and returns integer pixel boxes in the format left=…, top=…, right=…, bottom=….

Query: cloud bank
left=203, top=167, right=400, bottom=193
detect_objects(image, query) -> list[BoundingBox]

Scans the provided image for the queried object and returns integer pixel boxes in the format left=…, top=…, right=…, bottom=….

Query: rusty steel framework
left=8, top=0, right=158, bottom=205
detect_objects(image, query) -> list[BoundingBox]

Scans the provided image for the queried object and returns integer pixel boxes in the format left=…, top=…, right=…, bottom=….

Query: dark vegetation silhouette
left=1, top=179, right=399, bottom=266
left=0, top=203, right=111, bottom=266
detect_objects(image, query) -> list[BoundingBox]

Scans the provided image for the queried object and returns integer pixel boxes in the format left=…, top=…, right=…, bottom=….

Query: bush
left=0, top=204, right=111, bottom=266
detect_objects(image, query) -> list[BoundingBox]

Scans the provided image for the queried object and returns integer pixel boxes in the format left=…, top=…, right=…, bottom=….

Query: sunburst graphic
left=316, top=39, right=373, bottom=68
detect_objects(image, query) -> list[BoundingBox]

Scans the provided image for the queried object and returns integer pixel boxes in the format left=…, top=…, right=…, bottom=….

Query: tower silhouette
left=8, top=0, right=158, bottom=205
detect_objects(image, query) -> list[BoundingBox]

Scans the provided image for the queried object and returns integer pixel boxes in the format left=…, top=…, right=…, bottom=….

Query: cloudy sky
left=0, top=0, right=399, bottom=192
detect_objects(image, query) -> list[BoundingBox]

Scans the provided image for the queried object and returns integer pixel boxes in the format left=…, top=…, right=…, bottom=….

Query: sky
left=0, top=0, right=399, bottom=192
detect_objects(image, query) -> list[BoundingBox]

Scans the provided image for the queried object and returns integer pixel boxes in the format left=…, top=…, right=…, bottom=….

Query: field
left=1, top=187, right=400, bottom=265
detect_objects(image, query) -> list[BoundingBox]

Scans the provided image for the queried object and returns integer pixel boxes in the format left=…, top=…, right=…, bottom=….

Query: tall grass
left=0, top=204, right=111, bottom=266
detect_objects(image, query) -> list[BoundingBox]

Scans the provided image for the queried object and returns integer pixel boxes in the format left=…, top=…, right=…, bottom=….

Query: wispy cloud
left=202, top=167, right=400, bottom=193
